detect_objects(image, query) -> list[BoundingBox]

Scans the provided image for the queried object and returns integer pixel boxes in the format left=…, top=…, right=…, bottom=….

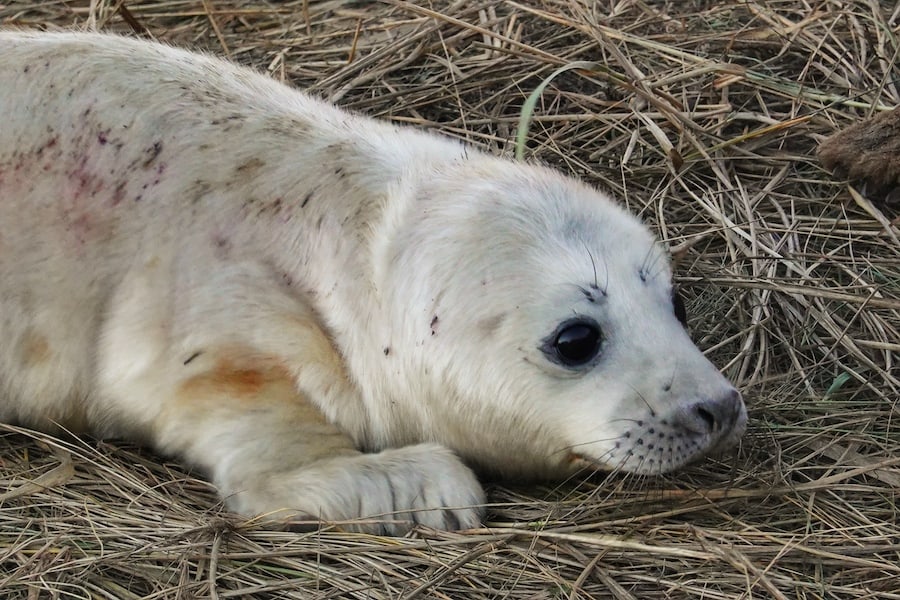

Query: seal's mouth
left=565, top=429, right=746, bottom=476
left=566, top=449, right=705, bottom=476
left=566, top=451, right=677, bottom=475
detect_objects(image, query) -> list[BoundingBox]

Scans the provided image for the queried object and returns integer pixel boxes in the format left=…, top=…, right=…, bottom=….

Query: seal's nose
left=675, top=388, right=744, bottom=436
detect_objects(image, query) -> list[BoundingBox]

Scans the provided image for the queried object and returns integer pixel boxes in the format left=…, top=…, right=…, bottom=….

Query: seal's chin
left=566, top=451, right=672, bottom=475
left=566, top=421, right=747, bottom=477
left=566, top=450, right=691, bottom=477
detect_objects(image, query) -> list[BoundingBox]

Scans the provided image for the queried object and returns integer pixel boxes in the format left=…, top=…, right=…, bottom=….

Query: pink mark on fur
left=212, top=232, right=233, bottom=260
left=111, top=181, right=127, bottom=207
left=39, top=136, right=58, bottom=152
left=67, top=154, right=106, bottom=199
left=148, top=162, right=167, bottom=187
left=57, top=148, right=117, bottom=250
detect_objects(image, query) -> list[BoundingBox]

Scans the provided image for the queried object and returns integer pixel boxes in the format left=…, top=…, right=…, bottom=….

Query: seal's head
left=381, top=157, right=746, bottom=478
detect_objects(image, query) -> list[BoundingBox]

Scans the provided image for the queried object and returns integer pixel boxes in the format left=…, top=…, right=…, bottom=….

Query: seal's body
left=0, top=31, right=746, bottom=533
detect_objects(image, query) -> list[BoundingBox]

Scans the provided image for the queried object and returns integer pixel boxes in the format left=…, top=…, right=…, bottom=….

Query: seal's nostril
left=676, top=391, right=741, bottom=435
left=674, top=401, right=714, bottom=435
left=718, top=389, right=744, bottom=429
left=695, top=405, right=716, bottom=432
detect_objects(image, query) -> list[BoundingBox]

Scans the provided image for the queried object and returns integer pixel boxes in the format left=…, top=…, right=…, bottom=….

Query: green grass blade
left=515, top=61, right=603, bottom=161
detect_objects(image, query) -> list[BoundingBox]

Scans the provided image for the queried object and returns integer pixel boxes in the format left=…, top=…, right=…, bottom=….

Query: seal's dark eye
left=672, top=287, right=687, bottom=326
left=546, top=319, right=603, bottom=367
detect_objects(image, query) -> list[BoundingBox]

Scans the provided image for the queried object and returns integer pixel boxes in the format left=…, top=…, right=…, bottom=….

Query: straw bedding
left=1, top=1, right=898, bottom=598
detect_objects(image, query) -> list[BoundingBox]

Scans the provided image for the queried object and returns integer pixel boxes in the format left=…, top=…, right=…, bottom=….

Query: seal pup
left=0, top=31, right=747, bottom=534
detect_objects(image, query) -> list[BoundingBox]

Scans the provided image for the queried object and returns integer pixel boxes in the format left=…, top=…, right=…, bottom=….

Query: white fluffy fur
left=0, top=31, right=746, bottom=534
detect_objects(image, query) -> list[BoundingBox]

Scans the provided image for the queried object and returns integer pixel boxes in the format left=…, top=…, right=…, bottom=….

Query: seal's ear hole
left=545, top=318, right=603, bottom=367
left=672, top=287, right=687, bottom=326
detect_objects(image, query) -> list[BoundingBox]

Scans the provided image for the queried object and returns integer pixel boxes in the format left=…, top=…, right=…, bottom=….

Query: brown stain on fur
left=179, top=355, right=292, bottom=401
left=477, top=313, right=506, bottom=337
left=163, top=348, right=358, bottom=462
left=20, top=330, right=52, bottom=366
left=235, top=157, right=265, bottom=173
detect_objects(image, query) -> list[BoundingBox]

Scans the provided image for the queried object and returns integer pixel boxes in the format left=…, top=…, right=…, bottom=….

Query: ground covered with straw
left=1, top=1, right=898, bottom=598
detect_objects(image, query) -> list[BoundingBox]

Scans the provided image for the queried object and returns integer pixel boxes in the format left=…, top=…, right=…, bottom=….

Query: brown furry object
left=819, top=108, right=900, bottom=207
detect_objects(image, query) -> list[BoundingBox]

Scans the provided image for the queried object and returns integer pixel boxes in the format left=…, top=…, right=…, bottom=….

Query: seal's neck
left=251, top=120, right=469, bottom=446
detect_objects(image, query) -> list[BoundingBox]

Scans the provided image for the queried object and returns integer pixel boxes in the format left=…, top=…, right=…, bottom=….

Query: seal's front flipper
left=158, top=361, right=484, bottom=534
left=226, top=439, right=486, bottom=535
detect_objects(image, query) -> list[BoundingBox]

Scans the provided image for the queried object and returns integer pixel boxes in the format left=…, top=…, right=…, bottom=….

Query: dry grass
left=1, top=0, right=899, bottom=598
